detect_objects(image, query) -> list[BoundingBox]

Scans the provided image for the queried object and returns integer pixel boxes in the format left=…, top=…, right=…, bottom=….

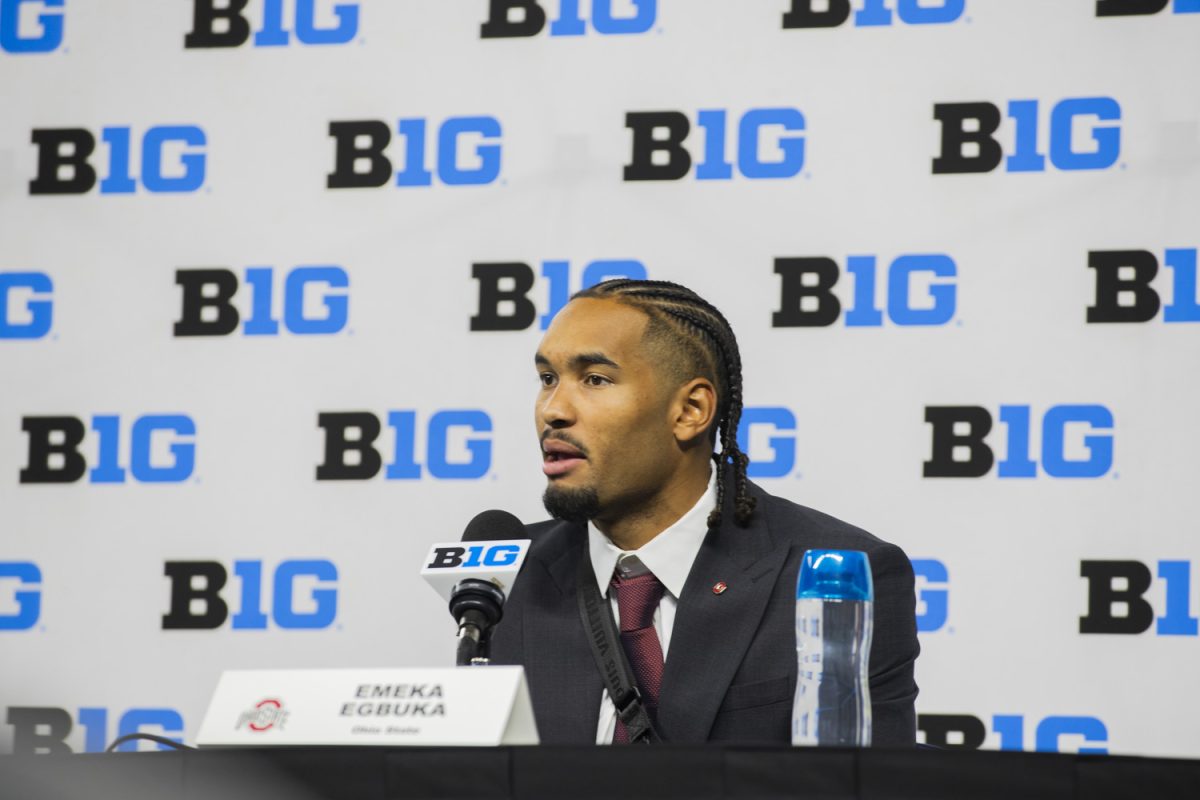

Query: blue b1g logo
left=912, top=559, right=948, bottom=632
left=0, top=0, right=63, bottom=53
left=737, top=407, right=797, bottom=479
left=625, top=108, right=806, bottom=182
left=327, top=117, right=502, bottom=189
left=5, top=706, right=184, bottom=754
left=162, top=559, right=338, bottom=630
left=782, top=0, right=965, bottom=28
left=317, top=410, right=493, bottom=481
left=0, top=272, right=53, bottom=339
left=185, top=0, right=360, bottom=48
left=174, top=266, right=350, bottom=337
left=0, top=562, right=41, bottom=631
left=934, top=97, right=1121, bottom=174
left=470, top=259, right=647, bottom=332
left=481, top=0, right=657, bottom=38
left=19, top=414, right=197, bottom=484
left=30, top=126, right=207, bottom=195
left=919, top=713, right=1108, bottom=754
left=924, top=405, right=1114, bottom=479
left=773, top=254, right=957, bottom=328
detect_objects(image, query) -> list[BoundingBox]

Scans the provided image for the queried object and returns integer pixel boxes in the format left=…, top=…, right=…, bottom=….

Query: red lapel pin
left=712, top=581, right=728, bottom=595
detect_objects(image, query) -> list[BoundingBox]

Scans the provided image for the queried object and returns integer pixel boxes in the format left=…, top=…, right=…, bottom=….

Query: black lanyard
left=576, top=546, right=662, bottom=744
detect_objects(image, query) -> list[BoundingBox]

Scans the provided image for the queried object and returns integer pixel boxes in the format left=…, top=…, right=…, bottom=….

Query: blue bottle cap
left=796, top=550, right=873, bottom=602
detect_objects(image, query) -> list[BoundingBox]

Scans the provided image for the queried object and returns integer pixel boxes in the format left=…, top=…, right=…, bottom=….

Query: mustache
left=540, top=431, right=590, bottom=458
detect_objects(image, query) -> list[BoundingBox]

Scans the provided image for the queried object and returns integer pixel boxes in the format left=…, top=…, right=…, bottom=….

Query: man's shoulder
left=748, top=482, right=907, bottom=559
left=521, top=517, right=584, bottom=563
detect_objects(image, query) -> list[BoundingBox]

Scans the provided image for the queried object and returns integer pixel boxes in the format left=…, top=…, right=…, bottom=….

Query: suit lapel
left=521, top=521, right=604, bottom=744
left=656, top=485, right=789, bottom=743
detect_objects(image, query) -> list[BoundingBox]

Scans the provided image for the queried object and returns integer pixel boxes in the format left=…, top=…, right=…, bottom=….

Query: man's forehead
left=537, top=297, right=650, bottom=358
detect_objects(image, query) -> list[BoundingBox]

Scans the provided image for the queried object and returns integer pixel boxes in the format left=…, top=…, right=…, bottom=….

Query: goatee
left=542, top=484, right=601, bottom=522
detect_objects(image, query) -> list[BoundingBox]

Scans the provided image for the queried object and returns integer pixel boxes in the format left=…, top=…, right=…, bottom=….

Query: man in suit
left=489, top=279, right=919, bottom=746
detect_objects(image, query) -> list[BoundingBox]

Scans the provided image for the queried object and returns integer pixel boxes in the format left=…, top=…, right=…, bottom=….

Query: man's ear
left=672, top=378, right=717, bottom=445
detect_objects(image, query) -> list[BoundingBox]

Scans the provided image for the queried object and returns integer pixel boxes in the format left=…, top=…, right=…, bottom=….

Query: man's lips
left=542, top=438, right=587, bottom=477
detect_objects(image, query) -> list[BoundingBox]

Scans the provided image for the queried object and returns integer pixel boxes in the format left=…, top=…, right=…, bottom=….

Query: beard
left=542, top=483, right=601, bottom=522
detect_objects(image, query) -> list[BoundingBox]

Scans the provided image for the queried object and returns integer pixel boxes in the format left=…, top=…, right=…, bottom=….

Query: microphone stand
left=449, top=580, right=505, bottom=666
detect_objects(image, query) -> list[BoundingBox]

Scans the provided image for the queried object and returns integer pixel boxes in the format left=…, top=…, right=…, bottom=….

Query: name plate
left=195, top=666, right=538, bottom=747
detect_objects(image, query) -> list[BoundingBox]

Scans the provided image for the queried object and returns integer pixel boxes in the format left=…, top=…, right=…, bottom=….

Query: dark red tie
left=610, top=569, right=666, bottom=744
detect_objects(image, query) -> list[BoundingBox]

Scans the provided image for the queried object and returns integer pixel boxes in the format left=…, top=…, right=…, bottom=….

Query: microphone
left=420, top=510, right=529, bottom=666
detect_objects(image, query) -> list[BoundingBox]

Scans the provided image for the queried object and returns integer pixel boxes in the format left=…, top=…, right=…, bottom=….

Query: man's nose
left=538, top=384, right=575, bottom=429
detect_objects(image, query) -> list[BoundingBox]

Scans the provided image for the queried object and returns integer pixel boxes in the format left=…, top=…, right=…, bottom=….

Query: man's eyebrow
left=533, top=352, right=621, bottom=370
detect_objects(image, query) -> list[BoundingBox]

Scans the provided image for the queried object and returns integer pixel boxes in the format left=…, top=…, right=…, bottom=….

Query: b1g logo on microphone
left=782, top=0, right=965, bottom=28
left=162, top=559, right=338, bottom=630
left=625, top=108, right=806, bottom=182
left=933, top=97, right=1121, bottom=174
left=29, top=126, right=207, bottom=195
left=1097, top=0, right=1200, bottom=16
left=1088, top=249, right=1200, bottom=324
left=5, top=707, right=184, bottom=755
left=1, top=272, right=53, bottom=339
left=0, top=0, right=63, bottom=53
left=912, top=559, right=949, bottom=633
left=317, top=411, right=492, bottom=480
left=185, top=0, right=358, bottom=48
left=481, top=0, right=656, bottom=38
left=773, top=255, right=957, bottom=328
left=175, top=266, right=349, bottom=337
left=0, top=562, right=41, bottom=631
left=426, top=544, right=525, bottom=570
left=918, top=713, right=1108, bottom=754
left=327, top=117, right=502, bottom=189
left=736, top=407, right=797, bottom=479
left=471, top=259, right=646, bottom=332
left=1080, top=560, right=1198, bottom=636
left=923, top=405, right=1114, bottom=479
left=19, top=415, right=196, bottom=485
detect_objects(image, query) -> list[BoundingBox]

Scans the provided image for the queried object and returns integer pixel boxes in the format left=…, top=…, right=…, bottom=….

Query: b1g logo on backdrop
left=481, top=0, right=656, bottom=38
left=162, top=559, right=338, bottom=630
left=933, top=98, right=1121, bottom=174
left=5, top=707, right=183, bottom=755
left=175, top=266, right=349, bottom=337
left=772, top=255, right=957, bottom=328
left=185, top=0, right=359, bottom=48
left=1097, top=0, right=1200, bottom=16
left=912, top=559, right=949, bottom=633
left=327, top=118, right=502, bottom=189
left=0, top=272, right=52, bottom=339
left=29, top=126, right=207, bottom=195
left=923, top=405, right=1114, bottom=478
left=470, top=259, right=646, bottom=332
left=782, top=0, right=964, bottom=28
left=918, top=713, right=1108, bottom=754
left=1087, top=249, right=1200, bottom=323
left=19, top=415, right=196, bottom=484
left=625, top=108, right=805, bottom=182
left=316, top=411, right=492, bottom=480
left=736, top=407, right=798, bottom=479
left=1080, top=560, right=1198, bottom=636
left=0, top=0, right=63, bottom=54
left=0, top=562, right=41, bottom=631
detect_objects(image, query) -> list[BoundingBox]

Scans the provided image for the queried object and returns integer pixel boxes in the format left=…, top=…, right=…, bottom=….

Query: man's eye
left=539, top=373, right=556, bottom=387
left=584, top=374, right=611, bottom=387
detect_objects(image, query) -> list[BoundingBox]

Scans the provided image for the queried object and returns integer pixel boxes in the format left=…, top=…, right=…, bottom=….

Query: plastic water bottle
left=792, top=549, right=874, bottom=746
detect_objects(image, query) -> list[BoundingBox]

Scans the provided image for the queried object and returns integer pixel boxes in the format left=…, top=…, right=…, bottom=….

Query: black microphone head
left=462, top=509, right=527, bottom=543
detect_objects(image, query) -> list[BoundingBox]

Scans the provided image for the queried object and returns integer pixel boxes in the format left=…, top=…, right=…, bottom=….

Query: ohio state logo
left=236, top=698, right=289, bottom=732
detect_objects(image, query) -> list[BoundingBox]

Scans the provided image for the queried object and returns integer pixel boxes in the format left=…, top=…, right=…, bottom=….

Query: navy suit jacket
left=489, top=479, right=920, bottom=747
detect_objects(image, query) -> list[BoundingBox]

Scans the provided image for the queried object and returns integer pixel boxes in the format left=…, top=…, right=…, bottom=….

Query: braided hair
left=571, top=279, right=756, bottom=528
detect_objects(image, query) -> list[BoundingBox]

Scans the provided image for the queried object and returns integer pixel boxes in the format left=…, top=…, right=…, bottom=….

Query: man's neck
left=593, top=466, right=712, bottom=551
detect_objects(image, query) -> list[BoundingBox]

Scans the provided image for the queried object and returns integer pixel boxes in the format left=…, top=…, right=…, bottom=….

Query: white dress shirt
left=588, top=469, right=717, bottom=744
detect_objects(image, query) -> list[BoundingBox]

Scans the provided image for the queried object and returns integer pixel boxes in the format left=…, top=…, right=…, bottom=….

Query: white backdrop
left=2, top=0, right=1198, bottom=758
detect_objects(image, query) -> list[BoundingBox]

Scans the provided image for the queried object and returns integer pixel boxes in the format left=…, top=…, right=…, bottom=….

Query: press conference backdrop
left=1, top=0, right=1197, bottom=758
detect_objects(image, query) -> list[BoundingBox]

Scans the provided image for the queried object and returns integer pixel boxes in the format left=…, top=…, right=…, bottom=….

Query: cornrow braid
left=571, top=279, right=757, bottom=528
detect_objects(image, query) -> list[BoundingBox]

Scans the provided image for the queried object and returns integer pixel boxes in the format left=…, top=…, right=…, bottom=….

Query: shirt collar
left=588, top=469, right=717, bottom=599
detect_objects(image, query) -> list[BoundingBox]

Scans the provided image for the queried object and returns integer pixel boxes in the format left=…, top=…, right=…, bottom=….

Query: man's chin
left=542, top=482, right=601, bottom=523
